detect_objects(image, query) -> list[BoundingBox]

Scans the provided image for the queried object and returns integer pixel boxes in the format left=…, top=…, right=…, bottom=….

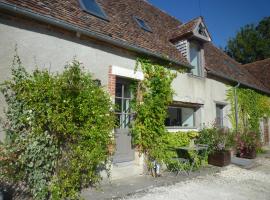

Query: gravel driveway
left=123, top=156, right=270, bottom=200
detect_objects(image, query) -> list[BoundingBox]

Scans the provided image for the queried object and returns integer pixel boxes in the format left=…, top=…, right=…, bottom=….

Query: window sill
left=166, top=126, right=199, bottom=131
left=187, top=73, right=206, bottom=80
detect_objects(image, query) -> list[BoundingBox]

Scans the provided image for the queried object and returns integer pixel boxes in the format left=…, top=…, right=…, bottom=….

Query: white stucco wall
left=0, top=19, right=232, bottom=141
left=172, top=73, right=232, bottom=130
left=0, top=22, right=136, bottom=85
left=0, top=20, right=137, bottom=140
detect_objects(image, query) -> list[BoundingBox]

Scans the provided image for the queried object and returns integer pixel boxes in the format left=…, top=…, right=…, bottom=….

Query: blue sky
left=149, top=0, right=270, bottom=48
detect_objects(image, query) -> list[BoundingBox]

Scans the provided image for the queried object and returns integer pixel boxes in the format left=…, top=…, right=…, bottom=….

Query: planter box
left=236, top=147, right=256, bottom=159
left=208, top=150, right=231, bottom=167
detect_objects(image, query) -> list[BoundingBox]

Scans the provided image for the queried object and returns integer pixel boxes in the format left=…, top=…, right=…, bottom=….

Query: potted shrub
left=235, top=130, right=259, bottom=159
left=197, top=128, right=234, bottom=167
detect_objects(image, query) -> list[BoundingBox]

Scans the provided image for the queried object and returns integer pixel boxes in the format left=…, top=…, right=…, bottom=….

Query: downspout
left=234, top=82, right=240, bottom=132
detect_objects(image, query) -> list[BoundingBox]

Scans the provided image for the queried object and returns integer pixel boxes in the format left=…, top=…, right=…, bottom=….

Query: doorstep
left=110, top=161, right=144, bottom=181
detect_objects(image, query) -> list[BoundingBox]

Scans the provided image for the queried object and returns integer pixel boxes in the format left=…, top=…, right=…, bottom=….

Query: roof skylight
left=134, top=17, right=152, bottom=32
left=79, top=0, right=108, bottom=21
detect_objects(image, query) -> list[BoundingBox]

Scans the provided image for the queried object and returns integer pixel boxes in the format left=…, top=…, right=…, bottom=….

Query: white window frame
left=215, top=103, right=225, bottom=127
left=165, top=106, right=198, bottom=129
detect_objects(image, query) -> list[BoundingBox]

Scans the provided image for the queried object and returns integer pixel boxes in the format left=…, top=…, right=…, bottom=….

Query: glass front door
left=113, top=78, right=134, bottom=163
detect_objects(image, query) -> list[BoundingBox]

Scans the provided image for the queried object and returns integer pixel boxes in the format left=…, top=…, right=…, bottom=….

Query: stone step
left=111, top=161, right=144, bottom=180
left=231, top=156, right=255, bottom=169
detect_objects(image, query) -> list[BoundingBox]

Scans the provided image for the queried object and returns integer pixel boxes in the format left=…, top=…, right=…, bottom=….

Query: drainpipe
left=234, top=82, right=240, bottom=132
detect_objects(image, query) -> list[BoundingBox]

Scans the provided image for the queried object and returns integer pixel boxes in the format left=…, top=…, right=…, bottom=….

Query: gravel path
left=123, top=157, right=270, bottom=200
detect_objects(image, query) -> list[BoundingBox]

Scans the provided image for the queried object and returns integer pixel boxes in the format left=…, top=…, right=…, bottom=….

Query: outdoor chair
left=167, top=147, right=195, bottom=176
left=169, top=157, right=194, bottom=176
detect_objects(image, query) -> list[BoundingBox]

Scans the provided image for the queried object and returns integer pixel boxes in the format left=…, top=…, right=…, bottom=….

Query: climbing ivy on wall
left=227, top=87, right=270, bottom=132
left=0, top=55, right=115, bottom=200
left=131, top=57, right=180, bottom=163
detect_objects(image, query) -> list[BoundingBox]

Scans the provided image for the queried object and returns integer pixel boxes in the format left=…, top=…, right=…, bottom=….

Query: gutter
left=207, top=70, right=270, bottom=95
left=234, top=82, right=240, bottom=132
left=0, top=2, right=193, bottom=69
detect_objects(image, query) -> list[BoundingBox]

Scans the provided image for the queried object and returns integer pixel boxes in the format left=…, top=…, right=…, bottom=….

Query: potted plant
left=197, top=127, right=234, bottom=167
left=235, top=130, right=259, bottom=159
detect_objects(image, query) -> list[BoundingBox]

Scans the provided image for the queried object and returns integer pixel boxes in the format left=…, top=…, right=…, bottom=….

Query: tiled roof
left=168, top=17, right=200, bottom=41
left=1, top=0, right=269, bottom=94
left=1, top=0, right=191, bottom=66
left=204, top=42, right=270, bottom=93
left=243, top=58, right=270, bottom=89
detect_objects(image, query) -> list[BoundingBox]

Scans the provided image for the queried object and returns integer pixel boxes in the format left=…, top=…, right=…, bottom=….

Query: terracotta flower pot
left=208, top=150, right=231, bottom=167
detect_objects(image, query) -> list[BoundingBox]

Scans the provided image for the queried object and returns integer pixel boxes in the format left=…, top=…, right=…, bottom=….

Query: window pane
left=124, top=85, right=131, bottom=98
left=123, top=114, right=131, bottom=128
left=190, top=43, right=201, bottom=76
left=166, top=107, right=195, bottom=127
left=181, top=107, right=195, bottom=127
left=116, top=113, right=132, bottom=128
left=116, top=83, right=122, bottom=97
left=216, top=105, right=224, bottom=127
left=115, top=98, right=122, bottom=113
left=134, top=17, right=152, bottom=32
left=80, top=0, right=108, bottom=20
left=115, top=113, right=121, bottom=128
left=198, top=24, right=207, bottom=37
left=123, top=99, right=131, bottom=114
left=166, top=107, right=182, bottom=126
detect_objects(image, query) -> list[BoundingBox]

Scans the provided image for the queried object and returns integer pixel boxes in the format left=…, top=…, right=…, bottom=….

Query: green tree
left=225, top=16, right=270, bottom=64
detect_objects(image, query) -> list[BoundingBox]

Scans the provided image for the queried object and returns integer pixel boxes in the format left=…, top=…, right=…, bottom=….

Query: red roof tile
left=1, top=0, right=191, bottom=66
left=168, top=17, right=200, bottom=41
left=204, top=42, right=270, bottom=93
left=1, top=0, right=269, bottom=94
left=243, top=58, right=270, bottom=89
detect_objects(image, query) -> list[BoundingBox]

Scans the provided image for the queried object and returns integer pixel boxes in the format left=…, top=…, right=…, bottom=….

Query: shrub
left=196, top=127, right=235, bottom=154
left=0, top=56, right=115, bottom=200
left=162, top=131, right=205, bottom=172
left=235, top=130, right=260, bottom=156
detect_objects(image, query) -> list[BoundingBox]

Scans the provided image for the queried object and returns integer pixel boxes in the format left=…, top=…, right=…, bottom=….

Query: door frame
left=113, top=77, right=135, bottom=163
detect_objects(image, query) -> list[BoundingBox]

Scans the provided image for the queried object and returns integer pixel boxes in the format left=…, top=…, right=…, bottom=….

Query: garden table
left=171, top=144, right=208, bottom=175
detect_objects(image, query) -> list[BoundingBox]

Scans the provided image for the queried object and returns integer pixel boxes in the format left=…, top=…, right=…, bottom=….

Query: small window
left=165, top=106, right=196, bottom=128
left=190, top=42, right=203, bottom=76
left=134, top=17, right=152, bottom=32
left=216, top=104, right=225, bottom=127
left=198, top=23, right=207, bottom=37
left=79, top=0, right=108, bottom=21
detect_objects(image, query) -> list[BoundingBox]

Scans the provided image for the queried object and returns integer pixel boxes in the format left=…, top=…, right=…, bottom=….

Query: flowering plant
left=196, top=127, right=235, bottom=154
left=235, top=130, right=260, bottom=156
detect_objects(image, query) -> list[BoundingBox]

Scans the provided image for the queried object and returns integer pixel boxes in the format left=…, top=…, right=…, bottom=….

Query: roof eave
left=0, top=2, right=193, bottom=69
left=207, top=69, right=270, bottom=95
